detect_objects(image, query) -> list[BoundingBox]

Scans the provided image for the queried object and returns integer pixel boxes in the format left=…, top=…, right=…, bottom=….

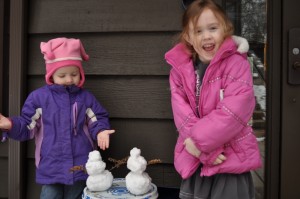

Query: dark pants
left=40, top=180, right=86, bottom=199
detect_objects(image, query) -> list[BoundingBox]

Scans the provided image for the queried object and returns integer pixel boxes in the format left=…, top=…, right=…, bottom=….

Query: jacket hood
left=165, top=36, right=249, bottom=71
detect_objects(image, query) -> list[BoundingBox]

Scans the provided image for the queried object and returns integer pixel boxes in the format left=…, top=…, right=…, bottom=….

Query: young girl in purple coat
left=0, top=37, right=115, bottom=199
left=165, top=0, right=262, bottom=198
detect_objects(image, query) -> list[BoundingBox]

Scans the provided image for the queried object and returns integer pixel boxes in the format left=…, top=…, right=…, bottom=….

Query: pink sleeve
left=169, top=69, right=199, bottom=139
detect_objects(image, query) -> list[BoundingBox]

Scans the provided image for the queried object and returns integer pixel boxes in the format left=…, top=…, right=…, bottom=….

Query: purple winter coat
left=7, top=84, right=111, bottom=185
left=165, top=38, right=262, bottom=179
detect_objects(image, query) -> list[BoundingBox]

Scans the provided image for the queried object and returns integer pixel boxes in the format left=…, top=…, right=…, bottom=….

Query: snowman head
left=127, top=147, right=147, bottom=173
left=85, top=150, right=106, bottom=175
left=88, top=150, right=102, bottom=162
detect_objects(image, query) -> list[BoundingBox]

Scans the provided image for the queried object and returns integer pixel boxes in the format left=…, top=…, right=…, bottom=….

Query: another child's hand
left=213, top=154, right=226, bottom=165
left=97, top=129, right=115, bottom=150
left=0, top=114, right=12, bottom=131
left=184, top=137, right=201, bottom=158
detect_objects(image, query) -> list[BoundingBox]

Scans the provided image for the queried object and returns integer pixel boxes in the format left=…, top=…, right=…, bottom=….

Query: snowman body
left=86, top=150, right=113, bottom=192
left=125, top=147, right=152, bottom=195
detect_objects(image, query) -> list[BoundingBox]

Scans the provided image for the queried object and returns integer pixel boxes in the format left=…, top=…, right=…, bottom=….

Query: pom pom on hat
left=41, top=37, right=89, bottom=87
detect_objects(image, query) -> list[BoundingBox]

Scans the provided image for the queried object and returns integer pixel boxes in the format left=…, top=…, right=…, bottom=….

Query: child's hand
left=97, top=129, right=115, bottom=150
left=184, top=137, right=201, bottom=158
left=213, top=154, right=226, bottom=165
left=0, top=114, right=12, bottom=131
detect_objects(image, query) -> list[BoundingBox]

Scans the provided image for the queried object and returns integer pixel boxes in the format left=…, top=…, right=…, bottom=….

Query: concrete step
left=253, top=110, right=265, bottom=120
left=253, top=77, right=265, bottom=85
left=252, top=119, right=266, bottom=129
left=253, top=129, right=265, bottom=137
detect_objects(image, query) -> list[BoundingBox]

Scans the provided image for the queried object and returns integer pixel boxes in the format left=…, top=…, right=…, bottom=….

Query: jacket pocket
left=229, top=130, right=259, bottom=163
left=201, top=131, right=262, bottom=176
left=229, top=139, right=247, bottom=162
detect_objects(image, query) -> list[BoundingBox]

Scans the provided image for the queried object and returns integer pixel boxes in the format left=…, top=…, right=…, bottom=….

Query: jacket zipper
left=195, top=69, right=201, bottom=118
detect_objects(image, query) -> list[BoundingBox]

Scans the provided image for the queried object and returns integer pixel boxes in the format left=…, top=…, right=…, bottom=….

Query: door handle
left=288, top=28, right=300, bottom=84
left=293, top=62, right=300, bottom=70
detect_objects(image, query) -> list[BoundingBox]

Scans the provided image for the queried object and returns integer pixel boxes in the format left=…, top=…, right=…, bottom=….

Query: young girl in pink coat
left=165, top=0, right=262, bottom=198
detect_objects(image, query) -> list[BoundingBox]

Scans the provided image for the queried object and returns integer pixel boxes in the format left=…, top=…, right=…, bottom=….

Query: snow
left=125, top=147, right=152, bottom=195
left=254, top=85, right=266, bottom=113
left=85, top=150, right=113, bottom=192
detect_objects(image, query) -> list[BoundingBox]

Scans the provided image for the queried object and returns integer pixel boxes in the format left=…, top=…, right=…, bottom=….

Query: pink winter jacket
left=165, top=37, right=262, bottom=179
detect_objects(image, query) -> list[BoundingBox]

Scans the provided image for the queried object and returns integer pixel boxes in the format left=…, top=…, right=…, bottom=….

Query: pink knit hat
left=40, top=37, right=89, bottom=87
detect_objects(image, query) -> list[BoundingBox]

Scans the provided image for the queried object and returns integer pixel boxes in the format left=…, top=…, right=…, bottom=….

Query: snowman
left=125, top=147, right=152, bottom=195
left=85, top=150, right=113, bottom=192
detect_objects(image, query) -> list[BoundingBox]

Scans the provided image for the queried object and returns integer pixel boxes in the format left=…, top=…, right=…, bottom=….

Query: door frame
left=8, top=0, right=27, bottom=198
left=0, top=0, right=4, bottom=113
left=265, top=0, right=281, bottom=199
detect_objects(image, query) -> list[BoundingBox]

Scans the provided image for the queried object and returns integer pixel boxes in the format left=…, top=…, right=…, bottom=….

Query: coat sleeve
left=169, top=68, right=199, bottom=139
left=8, top=92, right=40, bottom=141
left=85, top=92, right=111, bottom=140
left=190, top=57, right=255, bottom=153
left=170, top=68, right=223, bottom=165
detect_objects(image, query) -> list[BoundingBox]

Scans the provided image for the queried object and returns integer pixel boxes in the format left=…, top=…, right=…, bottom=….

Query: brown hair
left=179, top=0, right=234, bottom=54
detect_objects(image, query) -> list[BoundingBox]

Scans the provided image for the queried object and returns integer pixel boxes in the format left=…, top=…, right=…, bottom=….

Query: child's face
left=52, top=65, right=80, bottom=86
left=186, top=8, right=225, bottom=64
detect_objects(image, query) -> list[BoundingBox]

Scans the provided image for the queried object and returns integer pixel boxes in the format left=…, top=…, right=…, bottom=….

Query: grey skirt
left=179, top=166, right=255, bottom=199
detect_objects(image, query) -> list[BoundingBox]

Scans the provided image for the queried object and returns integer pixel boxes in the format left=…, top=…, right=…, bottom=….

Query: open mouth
left=203, top=44, right=215, bottom=52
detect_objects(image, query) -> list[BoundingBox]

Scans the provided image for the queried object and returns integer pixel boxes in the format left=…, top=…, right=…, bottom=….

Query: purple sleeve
left=85, top=92, right=111, bottom=141
left=7, top=92, right=39, bottom=141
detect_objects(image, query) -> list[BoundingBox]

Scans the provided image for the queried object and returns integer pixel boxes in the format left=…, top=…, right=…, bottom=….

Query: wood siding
left=28, top=0, right=182, bottom=33
left=0, top=0, right=184, bottom=198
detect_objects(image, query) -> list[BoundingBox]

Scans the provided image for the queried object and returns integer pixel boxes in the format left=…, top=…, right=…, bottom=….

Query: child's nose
left=203, top=31, right=210, bottom=38
left=66, top=76, right=73, bottom=82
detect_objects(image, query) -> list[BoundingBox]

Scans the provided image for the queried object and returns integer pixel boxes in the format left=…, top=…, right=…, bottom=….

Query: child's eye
left=195, top=29, right=202, bottom=34
left=209, top=26, right=218, bottom=31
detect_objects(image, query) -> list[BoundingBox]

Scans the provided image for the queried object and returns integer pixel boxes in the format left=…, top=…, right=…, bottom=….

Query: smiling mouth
left=203, top=44, right=215, bottom=52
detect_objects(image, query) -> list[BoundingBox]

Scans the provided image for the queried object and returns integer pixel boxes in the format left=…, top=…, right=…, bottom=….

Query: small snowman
left=85, top=150, right=113, bottom=192
left=125, top=147, right=152, bottom=195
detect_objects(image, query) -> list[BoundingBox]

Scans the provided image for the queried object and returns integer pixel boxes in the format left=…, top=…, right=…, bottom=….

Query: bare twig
left=108, top=157, right=129, bottom=171
left=108, top=156, right=162, bottom=171
left=147, top=159, right=162, bottom=165
left=69, top=165, right=87, bottom=173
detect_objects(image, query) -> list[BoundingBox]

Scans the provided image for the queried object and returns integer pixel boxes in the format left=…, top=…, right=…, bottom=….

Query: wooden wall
left=0, top=0, right=185, bottom=198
